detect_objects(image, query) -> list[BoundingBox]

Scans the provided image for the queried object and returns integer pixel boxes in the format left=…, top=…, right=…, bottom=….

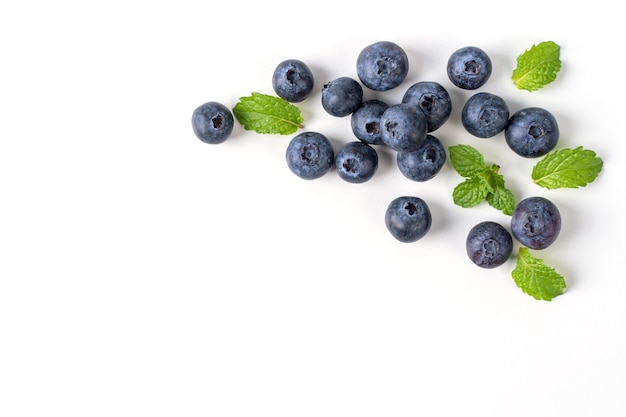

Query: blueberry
left=401, top=81, right=452, bottom=132
left=505, top=107, right=559, bottom=158
left=191, top=101, right=234, bottom=144
left=461, top=92, right=509, bottom=138
left=356, top=41, right=409, bottom=91
left=385, top=196, right=432, bottom=243
left=335, top=141, right=378, bottom=183
left=321, top=76, right=364, bottom=117
left=510, top=196, right=561, bottom=250
left=350, top=99, right=389, bottom=145
left=466, top=221, right=513, bottom=268
left=285, top=132, right=334, bottom=180
left=396, top=134, right=446, bottom=182
left=272, top=59, right=315, bottom=103
left=447, top=46, right=492, bottom=90
left=380, top=103, right=428, bottom=152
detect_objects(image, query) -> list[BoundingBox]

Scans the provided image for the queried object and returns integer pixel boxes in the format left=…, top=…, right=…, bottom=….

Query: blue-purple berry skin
left=356, top=41, right=409, bottom=92
left=285, top=132, right=334, bottom=180
left=385, top=196, right=432, bottom=243
left=272, top=59, right=315, bottom=103
left=350, top=99, right=389, bottom=145
left=466, top=221, right=513, bottom=268
left=335, top=141, right=378, bottom=184
left=447, top=46, right=492, bottom=90
left=191, top=101, right=234, bottom=144
left=396, top=134, right=446, bottom=182
left=321, top=76, right=364, bottom=117
left=461, top=92, right=509, bottom=138
left=505, top=107, right=559, bottom=158
left=402, top=81, right=452, bottom=132
left=380, top=103, right=428, bottom=152
left=510, top=196, right=561, bottom=249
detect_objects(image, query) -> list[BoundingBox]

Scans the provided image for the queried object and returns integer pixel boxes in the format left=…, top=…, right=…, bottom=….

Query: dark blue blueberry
left=285, top=132, right=334, bottom=180
left=272, top=59, right=315, bottom=103
left=447, top=46, right=492, bottom=90
left=191, top=101, right=234, bottom=144
left=466, top=221, right=513, bottom=268
left=396, top=134, right=446, bottom=182
left=356, top=41, right=409, bottom=91
left=321, top=76, right=364, bottom=117
left=401, top=81, right=452, bottom=132
left=385, top=196, right=432, bottom=243
left=335, top=141, right=378, bottom=183
left=380, top=103, right=428, bottom=152
left=511, top=196, right=561, bottom=250
left=461, top=92, right=509, bottom=138
left=350, top=99, right=389, bottom=145
left=505, top=107, right=559, bottom=158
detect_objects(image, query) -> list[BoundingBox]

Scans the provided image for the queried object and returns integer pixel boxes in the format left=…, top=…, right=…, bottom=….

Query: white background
left=1, top=1, right=625, bottom=416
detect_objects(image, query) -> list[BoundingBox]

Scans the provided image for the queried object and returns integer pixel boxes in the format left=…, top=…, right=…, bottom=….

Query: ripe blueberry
left=191, top=101, right=234, bottom=144
left=385, top=196, right=432, bottom=243
left=466, top=221, right=513, bottom=268
left=396, top=134, right=446, bottom=182
left=380, top=103, right=428, bottom=152
left=510, top=196, right=561, bottom=250
left=335, top=141, right=378, bottom=184
left=447, top=46, right=492, bottom=90
left=350, top=99, right=389, bottom=145
left=356, top=41, right=409, bottom=91
left=285, top=132, right=334, bottom=180
left=505, top=107, right=559, bottom=158
left=272, top=59, right=315, bottom=103
left=321, top=76, right=364, bottom=117
left=401, top=81, right=452, bottom=132
left=461, top=92, right=509, bottom=138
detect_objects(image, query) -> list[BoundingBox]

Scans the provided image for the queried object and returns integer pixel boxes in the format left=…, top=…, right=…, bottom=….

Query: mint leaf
left=512, top=248, right=566, bottom=301
left=532, top=146, right=604, bottom=189
left=453, top=177, right=490, bottom=208
left=449, top=144, right=486, bottom=177
left=233, top=92, right=304, bottom=135
left=511, top=41, right=561, bottom=91
left=486, top=173, right=516, bottom=215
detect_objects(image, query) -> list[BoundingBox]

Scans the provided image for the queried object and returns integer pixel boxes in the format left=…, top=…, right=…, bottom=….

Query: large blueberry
left=505, top=107, right=559, bottom=158
left=272, top=59, right=315, bottom=103
left=335, top=141, right=378, bottom=184
left=396, top=134, right=446, bottom=182
left=191, top=101, right=234, bottom=144
left=510, top=196, right=561, bottom=250
left=285, top=132, right=334, bottom=180
left=401, top=81, right=452, bottom=132
left=385, top=196, right=432, bottom=243
left=447, top=46, right=492, bottom=90
left=380, top=103, right=428, bottom=152
left=321, top=76, right=364, bottom=117
left=356, top=41, right=409, bottom=91
left=461, top=92, right=509, bottom=138
left=466, top=221, right=513, bottom=268
left=350, top=99, right=389, bottom=145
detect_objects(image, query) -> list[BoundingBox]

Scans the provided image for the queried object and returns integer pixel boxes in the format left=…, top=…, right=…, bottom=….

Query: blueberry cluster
left=191, top=41, right=564, bottom=268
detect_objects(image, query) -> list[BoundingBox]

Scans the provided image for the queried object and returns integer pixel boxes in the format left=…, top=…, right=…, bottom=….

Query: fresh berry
left=285, top=132, right=334, bottom=180
left=396, top=134, right=446, bottom=182
left=401, top=81, right=452, bottom=132
left=356, top=41, right=409, bottom=91
left=380, top=103, right=428, bottom=152
left=510, top=196, right=561, bottom=249
left=191, top=101, right=234, bottom=144
left=321, top=76, right=364, bottom=117
left=335, top=141, right=378, bottom=183
left=447, top=46, right=492, bottom=90
left=385, top=196, right=432, bottom=243
left=272, top=59, right=315, bottom=103
left=466, top=221, right=513, bottom=268
left=350, top=99, right=389, bottom=145
left=505, top=107, right=559, bottom=158
left=461, top=92, right=510, bottom=138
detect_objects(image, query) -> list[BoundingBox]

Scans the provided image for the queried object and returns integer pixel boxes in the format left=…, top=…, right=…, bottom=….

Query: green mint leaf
left=453, top=177, right=490, bottom=208
left=449, top=144, right=486, bottom=177
left=485, top=171, right=515, bottom=215
left=532, top=146, right=604, bottom=189
left=232, top=92, right=304, bottom=135
left=512, top=248, right=566, bottom=301
left=511, top=41, right=562, bottom=92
